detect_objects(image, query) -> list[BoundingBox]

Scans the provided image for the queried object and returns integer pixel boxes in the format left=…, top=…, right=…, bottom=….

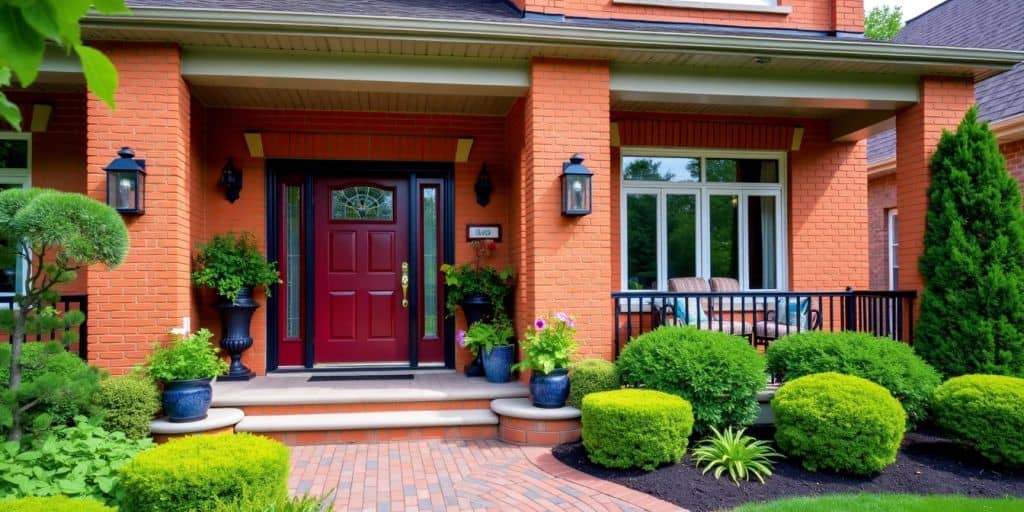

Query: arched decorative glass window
left=331, top=185, right=394, bottom=221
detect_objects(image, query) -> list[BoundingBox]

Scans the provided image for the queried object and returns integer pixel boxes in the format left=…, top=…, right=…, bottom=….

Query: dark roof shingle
left=124, top=0, right=524, bottom=22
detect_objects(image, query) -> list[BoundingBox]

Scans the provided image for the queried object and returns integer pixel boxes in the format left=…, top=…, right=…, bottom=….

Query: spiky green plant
left=692, top=427, right=781, bottom=485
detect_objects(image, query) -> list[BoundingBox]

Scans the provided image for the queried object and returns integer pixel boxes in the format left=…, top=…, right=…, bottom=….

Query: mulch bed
left=552, top=427, right=1024, bottom=512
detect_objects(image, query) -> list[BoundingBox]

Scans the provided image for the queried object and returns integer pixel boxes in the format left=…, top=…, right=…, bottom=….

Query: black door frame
left=265, top=159, right=456, bottom=371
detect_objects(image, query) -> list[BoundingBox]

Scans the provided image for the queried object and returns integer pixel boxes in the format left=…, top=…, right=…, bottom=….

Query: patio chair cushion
left=754, top=321, right=806, bottom=339
left=673, top=297, right=708, bottom=326
left=709, top=277, right=741, bottom=292
left=775, top=297, right=811, bottom=330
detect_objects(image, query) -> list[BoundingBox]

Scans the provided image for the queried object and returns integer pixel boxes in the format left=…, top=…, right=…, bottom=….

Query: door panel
left=314, top=178, right=410, bottom=364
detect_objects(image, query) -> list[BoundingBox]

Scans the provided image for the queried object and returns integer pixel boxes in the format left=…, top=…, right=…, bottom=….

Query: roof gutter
left=83, top=7, right=1024, bottom=75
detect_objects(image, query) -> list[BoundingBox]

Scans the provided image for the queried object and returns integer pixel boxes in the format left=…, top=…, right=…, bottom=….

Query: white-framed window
left=0, top=133, right=32, bottom=297
left=887, top=209, right=899, bottom=290
left=620, top=148, right=788, bottom=291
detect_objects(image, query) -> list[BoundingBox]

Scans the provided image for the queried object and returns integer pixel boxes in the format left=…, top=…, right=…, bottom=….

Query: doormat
left=307, top=374, right=414, bottom=382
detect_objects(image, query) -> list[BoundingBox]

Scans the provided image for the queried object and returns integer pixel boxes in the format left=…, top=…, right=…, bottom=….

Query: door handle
left=401, top=262, right=409, bottom=309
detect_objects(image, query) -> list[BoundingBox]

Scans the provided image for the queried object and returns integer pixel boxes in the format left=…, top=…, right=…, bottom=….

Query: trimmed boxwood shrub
left=94, top=374, right=160, bottom=439
left=0, top=496, right=115, bottom=512
left=616, top=326, right=765, bottom=434
left=567, top=359, right=619, bottom=408
left=119, top=433, right=290, bottom=512
left=773, top=372, right=906, bottom=475
left=933, top=374, right=1024, bottom=467
left=766, top=331, right=941, bottom=427
left=582, top=389, right=693, bottom=471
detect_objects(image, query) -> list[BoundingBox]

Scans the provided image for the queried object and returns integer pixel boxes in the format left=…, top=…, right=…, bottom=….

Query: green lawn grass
left=733, top=494, right=1024, bottom=512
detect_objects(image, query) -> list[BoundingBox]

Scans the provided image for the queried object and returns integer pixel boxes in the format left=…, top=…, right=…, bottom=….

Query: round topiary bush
left=581, top=389, right=693, bottom=471
left=0, top=496, right=115, bottom=512
left=933, top=374, right=1024, bottom=467
left=766, top=331, right=941, bottom=428
left=616, top=326, right=765, bottom=434
left=119, top=433, right=290, bottom=512
left=567, top=359, right=619, bottom=408
left=94, top=374, right=161, bottom=439
left=773, top=372, right=906, bottom=475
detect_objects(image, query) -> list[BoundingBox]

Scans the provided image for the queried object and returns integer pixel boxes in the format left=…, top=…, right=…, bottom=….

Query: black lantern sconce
left=221, top=157, right=243, bottom=203
left=104, top=147, right=146, bottom=215
left=561, top=153, right=592, bottom=216
left=474, top=162, right=492, bottom=207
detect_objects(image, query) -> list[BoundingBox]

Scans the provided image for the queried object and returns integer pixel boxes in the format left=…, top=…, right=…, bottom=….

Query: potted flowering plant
left=146, top=329, right=229, bottom=422
left=459, top=318, right=515, bottom=383
left=512, top=312, right=579, bottom=408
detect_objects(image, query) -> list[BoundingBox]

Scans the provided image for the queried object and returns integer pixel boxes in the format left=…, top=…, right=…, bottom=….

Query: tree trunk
left=7, top=306, right=27, bottom=442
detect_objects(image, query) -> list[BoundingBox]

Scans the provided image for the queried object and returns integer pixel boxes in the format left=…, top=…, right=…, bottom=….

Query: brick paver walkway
left=289, top=440, right=685, bottom=512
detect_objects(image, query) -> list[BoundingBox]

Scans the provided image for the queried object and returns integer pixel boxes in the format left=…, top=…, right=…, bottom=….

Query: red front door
left=313, top=178, right=410, bottom=363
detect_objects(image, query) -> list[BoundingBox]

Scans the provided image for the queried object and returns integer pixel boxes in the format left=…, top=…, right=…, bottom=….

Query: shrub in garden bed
left=617, top=326, right=765, bottom=434
left=772, top=372, right=906, bottom=475
left=567, top=359, right=619, bottom=408
left=0, top=418, right=152, bottom=505
left=119, top=432, right=290, bottom=512
left=933, top=374, right=1024, bottom=467
left=582, top=389, right=693, bottom=471
left=766, top=331, right=941, bottom=428
left=0, top=495, right=115, bottom=512
left=93, top=373, right=160, bottom=439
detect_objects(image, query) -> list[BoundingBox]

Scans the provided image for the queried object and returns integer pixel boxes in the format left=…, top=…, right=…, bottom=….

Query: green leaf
left=47, top=0, right=90, bottom=46
left=0, top=5, right=46, bottom=85
left=96, top=475, right=116, bottom=493
left=74, top=44, right=118, bottom=109
left=20, top=2, right=60, bottom=40
left=92, top=0, right=132, bottom=15
left=15, top=450, right=41, bottom=461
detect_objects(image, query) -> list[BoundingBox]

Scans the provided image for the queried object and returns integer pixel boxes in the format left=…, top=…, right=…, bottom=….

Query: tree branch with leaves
left=865, top=5, right=903, bottom=41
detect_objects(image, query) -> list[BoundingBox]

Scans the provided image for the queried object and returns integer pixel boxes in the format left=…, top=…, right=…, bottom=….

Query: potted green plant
left=147, top=329, right=228, bottom=422
left=191, top=232, right=280, bottom=381
left=513, top=312, right=579, bottom=408
left=460, top=318, right=515, bottom=383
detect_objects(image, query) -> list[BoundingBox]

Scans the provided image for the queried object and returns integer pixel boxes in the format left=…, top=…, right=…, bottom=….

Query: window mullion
left=657, top=191, right=667, bottom=290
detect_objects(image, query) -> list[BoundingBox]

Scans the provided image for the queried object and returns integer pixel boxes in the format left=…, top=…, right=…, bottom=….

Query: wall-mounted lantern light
left=474, top=162, right=492, bottom=207
left=221, top=157, right=243, bottom=203
left=104, top=147, right=146, bottom=215
left=561, top=152, right=592, bottom=216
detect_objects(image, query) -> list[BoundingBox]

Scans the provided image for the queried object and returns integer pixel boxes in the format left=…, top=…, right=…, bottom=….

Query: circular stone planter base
left=150, top=407, right=244, bottom=444
left=491, top=398, right=581, bottom=446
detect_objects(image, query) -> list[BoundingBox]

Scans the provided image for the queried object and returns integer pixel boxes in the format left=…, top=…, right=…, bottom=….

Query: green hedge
left=582, top=389, right=693, bottom=471
left=94, top=374, right=160, bottom=439
left=773, top=372, right=906, bottom=475
left=119, top=433, right=290, bottom=512
left=766, top=331, right=941, bottom=428
left=933, top=374, right=1024, bottom=467
left=616, top=326, right=765, bottom=434
left=0, top=342, right=102, bottom=435
left=0, top=496, right=115, bottom=512
left=567, top=359, right=619, bottom=409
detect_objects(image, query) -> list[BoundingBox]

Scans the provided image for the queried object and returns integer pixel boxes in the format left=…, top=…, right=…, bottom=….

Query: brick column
left=832, top=0, right=865, bottom=34
left=518, top=58, right=611, bottom=362
left=86, top=43, right=193, bottom=374
left=895, top=76, right=974, bottom=295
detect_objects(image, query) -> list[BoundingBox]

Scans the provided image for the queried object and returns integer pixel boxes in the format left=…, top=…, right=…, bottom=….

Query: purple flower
left=534, top=318, right=547, bottom=330
left=456, top=329, right=467, bottom=348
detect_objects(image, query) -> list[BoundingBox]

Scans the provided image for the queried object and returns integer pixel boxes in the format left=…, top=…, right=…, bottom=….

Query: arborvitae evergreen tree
left=915, top=107, right=1024, bottom=377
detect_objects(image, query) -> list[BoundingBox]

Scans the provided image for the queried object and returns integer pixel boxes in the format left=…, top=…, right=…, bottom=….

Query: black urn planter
left=461, top=294, right=493, bottom=377
left=215, top=286, right=258, bottom=381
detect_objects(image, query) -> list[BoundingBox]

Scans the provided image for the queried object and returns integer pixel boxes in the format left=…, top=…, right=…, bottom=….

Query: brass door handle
left=401, top=262, right=409, bottom=308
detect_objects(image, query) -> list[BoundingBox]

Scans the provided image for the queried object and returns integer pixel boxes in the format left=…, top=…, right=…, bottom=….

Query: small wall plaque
left=466, top=224, right=501, bottom=241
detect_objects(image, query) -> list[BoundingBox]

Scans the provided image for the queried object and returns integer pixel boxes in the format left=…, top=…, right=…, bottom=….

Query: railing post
left=613, top=295, right=621, bottom=359
left=844, top=286, right=857, bottom=332
left=79, top=295, right=88, bottom=361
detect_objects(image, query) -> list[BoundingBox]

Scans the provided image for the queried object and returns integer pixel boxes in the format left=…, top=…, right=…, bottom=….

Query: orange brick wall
left=200, top=109, right=512, bottom=374
left=521, top=0, right=862, bottom=32
left=895, top=77, right=975, bottom=295
left=1003, top=138, right=1024, bottom=192
left=85, top=43, right=194, bottom=375
left=867, top=173, right=896, bottom=290
left=520, top=58, right=611, bottom=362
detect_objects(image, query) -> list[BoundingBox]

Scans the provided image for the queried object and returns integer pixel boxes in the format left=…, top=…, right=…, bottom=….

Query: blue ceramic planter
left=530, top=368, right=570, bottom=408
left=482, top=345, right=514, bottom=383
left=163, top=377, right=213, bottom=423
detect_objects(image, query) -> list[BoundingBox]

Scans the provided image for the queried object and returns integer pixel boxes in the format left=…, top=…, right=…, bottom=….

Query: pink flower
left=456, top=330, right=467, bottom=348
left=534, top=318, right=547, bottom=330
left=556, top=312, right=575, bottom=328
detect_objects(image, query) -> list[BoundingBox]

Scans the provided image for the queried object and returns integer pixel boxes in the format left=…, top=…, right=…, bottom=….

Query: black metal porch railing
left=612, top=288, right=916, bottom=358
left=1, top=294, right=89, bottom=361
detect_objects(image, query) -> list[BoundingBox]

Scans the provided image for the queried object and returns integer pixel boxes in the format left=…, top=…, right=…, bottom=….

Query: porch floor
left=212, top=373, right=529, bottom=407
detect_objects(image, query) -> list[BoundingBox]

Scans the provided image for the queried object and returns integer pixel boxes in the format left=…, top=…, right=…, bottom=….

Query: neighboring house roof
left=124, top=0, right=524, bottom=22
left=868, top=0, right=1024, bottom=164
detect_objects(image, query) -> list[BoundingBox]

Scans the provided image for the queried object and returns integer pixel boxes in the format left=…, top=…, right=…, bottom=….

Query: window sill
left=613, top=0, right=792, bottom=15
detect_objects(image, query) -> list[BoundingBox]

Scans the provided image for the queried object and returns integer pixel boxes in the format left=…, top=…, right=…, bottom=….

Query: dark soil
left=552, top=428, right=1024, bottom=512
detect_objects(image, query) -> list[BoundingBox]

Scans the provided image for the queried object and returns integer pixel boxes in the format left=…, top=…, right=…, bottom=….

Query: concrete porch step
left=236, top=409, right=499, bottom=446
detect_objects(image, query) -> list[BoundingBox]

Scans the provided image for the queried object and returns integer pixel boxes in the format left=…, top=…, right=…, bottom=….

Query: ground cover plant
left=772, top=373, right=905, bottom=475
left=616, top=326, right=765, bottom=434
left=692, top=427, right=780, bottom=485
left=582, top=389, right=693, bottom=471
left=766, top=331, right=941, bottom=427
left=933, top=374, right=1024, bottom=467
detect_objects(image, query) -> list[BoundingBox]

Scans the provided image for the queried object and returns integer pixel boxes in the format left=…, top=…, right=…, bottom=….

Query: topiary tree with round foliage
left=0, top=189, right=128, bottom=441
left=915, top=107, right=1024, bottom=378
